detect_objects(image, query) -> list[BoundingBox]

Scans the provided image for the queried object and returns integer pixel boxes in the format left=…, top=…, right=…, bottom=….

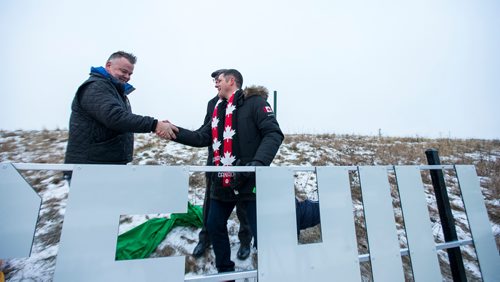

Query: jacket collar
left=90, top=66, right=135, bottom=95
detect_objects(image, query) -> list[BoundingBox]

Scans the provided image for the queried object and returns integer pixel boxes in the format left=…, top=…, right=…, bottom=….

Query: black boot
left=192, top=240, right=209, bottom=258
left=237, top=243, right=251, bottom=260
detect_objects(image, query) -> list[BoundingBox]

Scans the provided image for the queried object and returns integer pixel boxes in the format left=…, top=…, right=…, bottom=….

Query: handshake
left=155, top=120, right=179, bottom=140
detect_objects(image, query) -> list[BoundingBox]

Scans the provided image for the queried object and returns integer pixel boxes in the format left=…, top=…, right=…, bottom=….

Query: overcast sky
left=1, top=0, right=499, bottom=139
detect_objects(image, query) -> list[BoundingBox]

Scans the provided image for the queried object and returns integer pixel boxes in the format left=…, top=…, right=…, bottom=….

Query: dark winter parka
left=175, top=86, right=284, bottom=201
left=65, top=67, right=156, bottom=165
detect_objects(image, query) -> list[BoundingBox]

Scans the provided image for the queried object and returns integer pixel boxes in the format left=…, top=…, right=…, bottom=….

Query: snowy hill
left=1, top=130, right=498, bottom=281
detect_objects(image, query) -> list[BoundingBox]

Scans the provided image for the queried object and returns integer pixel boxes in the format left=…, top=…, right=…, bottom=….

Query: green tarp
left=116, top=202, right=203, bottom=260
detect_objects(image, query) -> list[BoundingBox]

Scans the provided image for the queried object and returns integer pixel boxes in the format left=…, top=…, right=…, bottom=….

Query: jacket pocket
left=88, top=135, right=127, bottom=163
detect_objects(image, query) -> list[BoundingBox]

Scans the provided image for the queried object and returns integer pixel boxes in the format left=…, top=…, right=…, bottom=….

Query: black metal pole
left=425, top=149, right=466, bottom=282
left=273, top=90, right=277, bottom=119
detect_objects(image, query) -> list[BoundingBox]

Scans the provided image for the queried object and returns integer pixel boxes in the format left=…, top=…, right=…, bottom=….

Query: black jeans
left=198, top=176, right=252, bottom=246
left=207, top=199, right=257, bottom=272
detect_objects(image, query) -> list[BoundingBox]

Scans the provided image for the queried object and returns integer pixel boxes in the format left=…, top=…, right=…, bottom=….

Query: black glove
left=230, top=160, right=263, bottom=190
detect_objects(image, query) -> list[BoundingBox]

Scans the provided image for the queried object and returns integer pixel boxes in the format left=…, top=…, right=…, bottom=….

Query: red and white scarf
left=212, top=92, right=236, bottom=187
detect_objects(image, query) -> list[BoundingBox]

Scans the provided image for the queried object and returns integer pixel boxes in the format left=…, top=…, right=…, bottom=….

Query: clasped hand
left=155, top=120, right=179, bottom=140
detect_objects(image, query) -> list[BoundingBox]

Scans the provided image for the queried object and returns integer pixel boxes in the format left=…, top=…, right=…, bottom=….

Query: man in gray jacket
left=65, top=51, right=177, bottom=166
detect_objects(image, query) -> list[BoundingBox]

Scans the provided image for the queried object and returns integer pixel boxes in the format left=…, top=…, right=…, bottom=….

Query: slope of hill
left=1, top=130, right=498, bottom=281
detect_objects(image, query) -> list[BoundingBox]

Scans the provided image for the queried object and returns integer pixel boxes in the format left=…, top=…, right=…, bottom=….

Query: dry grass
left=189, top=172, right=206, bottom=188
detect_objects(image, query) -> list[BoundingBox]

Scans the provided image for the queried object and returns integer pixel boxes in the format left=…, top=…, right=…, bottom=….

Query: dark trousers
left=296, top=198, right=321, bottom=232
left=198, top=177, right=252, bottom=246
left=207, top=199, right=257, bottom=272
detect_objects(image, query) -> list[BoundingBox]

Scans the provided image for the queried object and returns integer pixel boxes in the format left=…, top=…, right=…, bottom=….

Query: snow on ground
left=1, top=130, right=499, bottom=281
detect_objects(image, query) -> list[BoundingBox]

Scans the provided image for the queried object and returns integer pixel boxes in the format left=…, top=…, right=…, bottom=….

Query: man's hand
left=230, top=160, right=262, bottom=190
left=155, top=120, right=178, bottom=140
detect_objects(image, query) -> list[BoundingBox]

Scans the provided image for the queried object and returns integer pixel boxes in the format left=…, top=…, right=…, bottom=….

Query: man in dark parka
left=172, top=69, right=284, bottom=274
left=191, top=69, right=253, bottom=260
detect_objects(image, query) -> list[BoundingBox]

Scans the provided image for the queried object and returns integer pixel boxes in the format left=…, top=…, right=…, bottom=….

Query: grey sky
left=1, top=0, right=499, bottom=139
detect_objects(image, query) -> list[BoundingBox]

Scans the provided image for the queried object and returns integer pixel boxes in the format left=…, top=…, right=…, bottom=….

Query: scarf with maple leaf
left=212, top=92, right=237, bottom=187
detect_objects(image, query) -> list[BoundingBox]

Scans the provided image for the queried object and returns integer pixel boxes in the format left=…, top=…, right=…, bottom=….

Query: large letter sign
left=256, top=167, right=361, bottom=282
left=53, top=165, right=188, bottom=282
left=2, top=164, right=498, bottom=281
left=0, top=163, right=41, bottom=258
